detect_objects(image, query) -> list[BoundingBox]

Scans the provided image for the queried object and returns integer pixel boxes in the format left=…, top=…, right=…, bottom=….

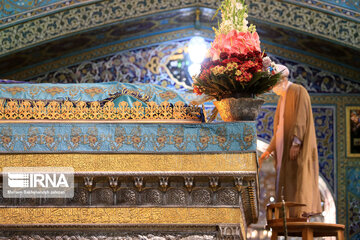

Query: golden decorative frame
left=0, top=207, right=243, bottom=225
left=0, top=100, right=201, bottom=121
left=0, top=153, right=257, bottom=173
left=346, top=106, right=360, bottom=157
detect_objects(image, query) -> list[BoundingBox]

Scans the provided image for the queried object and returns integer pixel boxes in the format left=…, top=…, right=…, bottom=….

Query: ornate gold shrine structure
left=0, top=83, right=259, bottom=240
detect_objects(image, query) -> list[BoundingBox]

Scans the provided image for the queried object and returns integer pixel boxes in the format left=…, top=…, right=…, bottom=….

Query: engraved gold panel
left=0, top=207, right=243, bottom=225
left=0, top=153, right=257, bottom=172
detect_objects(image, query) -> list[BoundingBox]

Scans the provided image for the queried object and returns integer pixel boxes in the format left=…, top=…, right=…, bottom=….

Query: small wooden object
left=266, top=202, right=307, bottom=226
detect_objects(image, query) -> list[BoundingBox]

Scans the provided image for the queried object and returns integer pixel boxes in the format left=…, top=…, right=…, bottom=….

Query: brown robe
left=267, top=83, right=322, bottom=217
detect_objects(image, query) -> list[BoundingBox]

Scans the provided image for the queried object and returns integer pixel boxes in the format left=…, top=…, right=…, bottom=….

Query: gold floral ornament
left=19, top=101, right=32, bottom=119
left=74, top=101, right=88, bottom=119
left=0, top=100, right=201, bottom=121
left=89, top=101, right=101, bottom=119
left=159, top=101, right=172, bottom=119
left=145, top=102, right=159, bottom=119
left=131, top=101, right=145, bottom=120
left=173, top=102, right=186, bottom=120
left=5, top=100, right=18, bottom=119
left=118, top=101, right=131, bottom=119
left=103, top=101, right=116, bottom=120
left=47, top=101, right=61, bottom=119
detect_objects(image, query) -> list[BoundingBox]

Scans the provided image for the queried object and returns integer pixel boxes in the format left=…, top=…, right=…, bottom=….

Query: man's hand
left=259, top=151, right=270, bottom=169
left=290, top=145, right=301, bottom=161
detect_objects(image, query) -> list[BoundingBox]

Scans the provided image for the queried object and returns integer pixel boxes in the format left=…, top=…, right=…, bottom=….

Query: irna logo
left=3, top=167, right=74, bottom=198
left=7, top=173, right=69, bottom=188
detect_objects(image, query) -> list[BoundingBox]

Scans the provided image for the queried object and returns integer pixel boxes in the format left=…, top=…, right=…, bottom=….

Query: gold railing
left=0, top=100, right=201, bottom=121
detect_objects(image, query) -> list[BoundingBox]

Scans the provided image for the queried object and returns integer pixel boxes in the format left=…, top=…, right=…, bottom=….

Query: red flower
left=222, top=59, right=231, bottom=65
left=220, top=52, right=229, bottom=60
left=229, top=57, right=241, bottom=63
left=254, top=51, right=262, bottom=58
left=247, top=51, right=255, bottom=59
left=243, top=72, right=253, bottom=82
left=193, top=86, right=203, bottom=95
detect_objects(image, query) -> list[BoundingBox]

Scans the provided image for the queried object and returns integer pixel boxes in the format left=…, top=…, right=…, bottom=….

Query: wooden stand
left=266, top=202, right=345, bottom=240
left=269, top=222, right=345, bottom=240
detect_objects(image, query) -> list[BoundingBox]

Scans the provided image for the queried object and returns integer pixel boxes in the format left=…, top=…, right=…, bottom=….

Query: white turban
left=275, top=64, right=289, bottom=77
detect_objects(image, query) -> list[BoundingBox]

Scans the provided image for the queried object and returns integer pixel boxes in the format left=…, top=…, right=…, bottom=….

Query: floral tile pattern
left=0, top=122, right=257, bottom=153
left=346, top=167, right=360, bottom=239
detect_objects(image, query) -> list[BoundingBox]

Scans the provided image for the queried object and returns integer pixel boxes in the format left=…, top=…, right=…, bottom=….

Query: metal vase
left=213, top=97, right=265, bottom=121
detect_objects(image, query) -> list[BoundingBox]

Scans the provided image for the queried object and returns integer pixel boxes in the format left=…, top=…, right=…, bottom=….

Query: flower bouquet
left=192, top=0, right=280, bottom=121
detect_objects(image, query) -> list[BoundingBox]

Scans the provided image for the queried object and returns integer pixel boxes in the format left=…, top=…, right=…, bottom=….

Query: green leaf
left=227, top=75, right=237, bottom=89
left=212, top=7, right=221, bottom=21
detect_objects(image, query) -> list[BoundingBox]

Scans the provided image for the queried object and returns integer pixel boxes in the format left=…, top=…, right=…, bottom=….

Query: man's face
left=272, top=76, right=288, bottom=96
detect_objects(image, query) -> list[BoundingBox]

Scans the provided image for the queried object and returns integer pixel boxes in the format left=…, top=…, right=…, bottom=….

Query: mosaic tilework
left=256, top=105, right=336, bottom=192
left=248, top=0, right=360, bottom=49
left=0, top=0, right=218, bottom=54
left=314, top=107, right=335, bottom=191
left=346, top=167, right=360, bottom=239
left=288, top=0, right=359, bottom=12
left=28, top=41, right=190, bottom=91
left=6, top=29, right=359, bottom=83
left=256, top=106, right=276, bottom=143
left=0, top=0, right=96, bottom=25
left=2, top=29, right=214, bottom=81
left=24, top=40, right=360, bottom=96
left=269, top=55, right=360, bottom=94
left=261, top=42, right=360, bottom=82
left=0, top=0, right=60, bottom=18
left=284, top=0, right=360, bottom=21
left=1, top=0, right=359, bottom=27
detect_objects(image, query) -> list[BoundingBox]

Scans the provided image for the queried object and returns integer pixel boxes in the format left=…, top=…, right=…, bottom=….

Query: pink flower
left=210, top=30, right=261, bottom=60
left=243, top=32, right=260, bottom=52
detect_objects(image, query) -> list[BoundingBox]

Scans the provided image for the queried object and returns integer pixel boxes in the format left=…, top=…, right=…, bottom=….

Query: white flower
left=235, top=3, right=243, bottom=10
left=221, top=20, right=233, bottom=27
left=262, top=57, right=272, bottom=68
left=242, top=20, right=248, bottom=30
left=214, top=0, right=256, bottom=36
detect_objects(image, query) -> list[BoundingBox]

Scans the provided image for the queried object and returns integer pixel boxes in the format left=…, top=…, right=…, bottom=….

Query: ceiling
left=0, top=0, right=359, bottom=82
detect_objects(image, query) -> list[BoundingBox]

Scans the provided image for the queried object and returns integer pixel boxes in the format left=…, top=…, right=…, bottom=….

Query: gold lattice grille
left=0, top=100, right=201, bottom=121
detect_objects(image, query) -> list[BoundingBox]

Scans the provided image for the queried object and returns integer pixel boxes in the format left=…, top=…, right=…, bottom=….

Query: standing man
left=259, top=64, right=322, bottom=218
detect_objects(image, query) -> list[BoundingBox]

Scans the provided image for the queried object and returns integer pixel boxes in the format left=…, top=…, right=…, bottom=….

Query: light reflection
left=188, top=37, right=208, bottom=64
left=246, top=228, right=272, bottom=239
